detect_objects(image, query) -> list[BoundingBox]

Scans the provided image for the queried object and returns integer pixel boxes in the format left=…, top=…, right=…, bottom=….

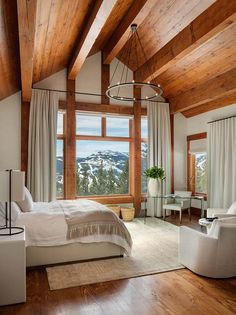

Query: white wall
left=173, top=104, right=236, bottom=194
left=76, top=52, right=101, bottom=103
left=0, top=92, right=21, bottom=170
left=174, top=113, right=187, bottom=190
left=187, top=103, right=236, bottom=135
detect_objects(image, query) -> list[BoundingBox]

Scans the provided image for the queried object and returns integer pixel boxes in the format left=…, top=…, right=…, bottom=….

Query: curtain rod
left=32, top=87, right=167, bottom=104
left=207, top=114, right=236, bottom=124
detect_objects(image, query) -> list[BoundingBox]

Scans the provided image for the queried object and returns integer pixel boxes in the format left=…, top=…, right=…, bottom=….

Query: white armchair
left=179, top=217, right=236, bottom=278
left=163, top=191, right=192, bottom=223
left=207, top=201, right=236, bottom=218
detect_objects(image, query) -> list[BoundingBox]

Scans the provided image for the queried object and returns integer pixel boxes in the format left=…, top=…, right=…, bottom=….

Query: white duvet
left=15, top=200, right=131, bottom=255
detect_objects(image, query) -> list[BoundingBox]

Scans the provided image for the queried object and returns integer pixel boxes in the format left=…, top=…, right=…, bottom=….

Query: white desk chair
left=163, top=191, right=192, bottom=224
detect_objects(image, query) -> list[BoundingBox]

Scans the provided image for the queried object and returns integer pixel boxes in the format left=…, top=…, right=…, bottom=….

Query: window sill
left=76, top=195, right=134, bottom=204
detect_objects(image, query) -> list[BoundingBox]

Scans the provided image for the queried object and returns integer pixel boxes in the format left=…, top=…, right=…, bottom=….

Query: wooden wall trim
left=187, top=132, right=207, bottom=141
left=59, top=100, right=147, bottom=116
left=101, top=52, right=110, bottom=105
left=132, top=87, right=142, bottom=216
left=170, top=113, right=174, bottom=193
left=64, top=79, right=76, bottom=199
left=187, top=132, right=207, bottom=193
left=77, top=195, right=134, bottom=205
left=21, top=100, right=30, bottom=177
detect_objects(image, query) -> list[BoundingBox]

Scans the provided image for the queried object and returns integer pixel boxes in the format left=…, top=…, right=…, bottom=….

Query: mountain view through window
left=76, top=114, right=130, bottom=196
left=195, top=153, right=207, bottom=194
left=76, top=141, right=129, bottom=196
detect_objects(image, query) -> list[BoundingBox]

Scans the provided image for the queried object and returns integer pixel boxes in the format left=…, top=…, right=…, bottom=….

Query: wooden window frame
left=56, top=110, right=66, bottom=199
left=187, top=132, right=207, bottom=198
left=75, top=112, right=133, bottom=198
left=58, top=100, right=147, bottom=205
left=141, top=116, right=148, bottom=196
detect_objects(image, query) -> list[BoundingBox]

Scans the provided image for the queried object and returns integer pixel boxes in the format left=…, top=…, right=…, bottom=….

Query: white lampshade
left=0, top=170, right=25, bottom=202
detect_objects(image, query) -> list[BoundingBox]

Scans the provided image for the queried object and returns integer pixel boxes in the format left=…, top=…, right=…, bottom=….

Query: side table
left=0, top=227, right=26, bottom=306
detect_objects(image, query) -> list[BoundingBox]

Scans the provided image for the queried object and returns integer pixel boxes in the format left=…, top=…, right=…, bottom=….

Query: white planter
left=148, top=178, right=160, bottom=197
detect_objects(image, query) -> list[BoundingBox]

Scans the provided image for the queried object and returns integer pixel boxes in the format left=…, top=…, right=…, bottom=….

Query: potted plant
left=144, top=166, right=165, bottom=196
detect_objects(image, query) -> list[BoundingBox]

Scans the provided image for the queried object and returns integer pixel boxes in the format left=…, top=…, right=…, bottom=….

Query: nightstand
left=0, top=228, right=26, bottom=306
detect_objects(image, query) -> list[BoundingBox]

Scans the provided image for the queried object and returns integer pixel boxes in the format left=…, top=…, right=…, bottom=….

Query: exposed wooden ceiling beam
left=17, top=0, right=37, bottom=102
left=135, top=0, right=236, bottom=83
left=102, top=0, right=155, bottom=65
left=68, top=0, right=117, bottom=80
left=182, top=92, right=236, bottom=118
left=170, top=67, right=236, bottom=114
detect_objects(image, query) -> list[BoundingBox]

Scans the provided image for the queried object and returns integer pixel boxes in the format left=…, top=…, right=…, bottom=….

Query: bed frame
left=26, top=242, right=124, bottom=267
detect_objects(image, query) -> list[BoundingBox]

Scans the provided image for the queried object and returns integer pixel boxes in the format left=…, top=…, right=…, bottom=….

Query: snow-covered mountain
left=77, top=150, right=128, bottom=176
left=56, top=150, right=129, bottom=177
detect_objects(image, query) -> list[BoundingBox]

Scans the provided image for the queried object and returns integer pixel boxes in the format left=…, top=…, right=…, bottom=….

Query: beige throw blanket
left=60, top=199, right=132, bottom=255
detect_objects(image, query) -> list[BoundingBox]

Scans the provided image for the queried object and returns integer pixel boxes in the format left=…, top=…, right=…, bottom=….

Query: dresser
left=0, top=228, right=26, bottom=306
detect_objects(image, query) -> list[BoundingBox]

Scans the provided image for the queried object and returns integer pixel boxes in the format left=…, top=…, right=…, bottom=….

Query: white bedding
left=15, top=199, right=132, bottom=255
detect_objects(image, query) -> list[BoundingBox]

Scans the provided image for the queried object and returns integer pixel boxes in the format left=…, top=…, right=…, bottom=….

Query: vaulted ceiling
left=0, top=0, right=236, bottom=117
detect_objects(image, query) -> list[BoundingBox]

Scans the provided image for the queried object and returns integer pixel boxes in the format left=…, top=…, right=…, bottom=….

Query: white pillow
left=16, top=187, right=34, bottom=212
left=227, top=201, right=236, bottom=214
left=0, top=201, right=21, bottom=223
left=10, top=202, right=22, bottom=221
left=0, top=201, right=4, bottom=215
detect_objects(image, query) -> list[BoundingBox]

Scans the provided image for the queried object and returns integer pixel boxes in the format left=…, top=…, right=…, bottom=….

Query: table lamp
left=0, top=169, right=25, bottom=236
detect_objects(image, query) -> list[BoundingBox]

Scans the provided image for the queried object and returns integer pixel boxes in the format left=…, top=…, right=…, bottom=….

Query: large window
left=195, top=153, right=207, bottom=194
left=187, top=135, right=207, bottom=195
left=76, top=113, right=131, bottom=196
left=141, top=117, right=148, bottom=193
left=56, top=111, right=65, bottom=198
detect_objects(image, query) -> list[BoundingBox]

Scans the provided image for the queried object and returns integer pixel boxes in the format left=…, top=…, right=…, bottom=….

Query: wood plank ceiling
left=0, top=0, right=236, bottom=117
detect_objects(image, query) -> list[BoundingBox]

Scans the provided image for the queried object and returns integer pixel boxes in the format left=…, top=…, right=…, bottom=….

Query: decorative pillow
left=16, top=187, right=34, bottom=212
left=0, top=201, right=21, bottom=223
left=0, top=202, right=5, bottom=219
left=227, top=201, right=236, bottom=214
left=10, top=202, right=22, bottom=221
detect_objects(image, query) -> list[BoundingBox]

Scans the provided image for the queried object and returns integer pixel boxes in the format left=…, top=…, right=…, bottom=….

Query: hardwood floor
left=1, top=214, right=235, bottom=315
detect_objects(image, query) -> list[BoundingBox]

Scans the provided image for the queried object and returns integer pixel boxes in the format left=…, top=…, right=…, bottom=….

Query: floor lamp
left=0, top=169, right=25, bottom=236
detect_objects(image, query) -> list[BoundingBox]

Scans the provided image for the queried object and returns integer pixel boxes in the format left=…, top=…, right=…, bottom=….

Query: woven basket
left=105, top=205, right=121, bottom=218
left=121, top=207, right=135, bottom=221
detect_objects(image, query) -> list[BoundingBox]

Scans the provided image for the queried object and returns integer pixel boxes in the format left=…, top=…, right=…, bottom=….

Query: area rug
left=46, top=218, right=184, bottom=290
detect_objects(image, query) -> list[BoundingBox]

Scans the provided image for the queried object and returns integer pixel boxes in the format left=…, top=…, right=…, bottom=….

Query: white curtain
left=27, top=90, right=58, bottom=202
left=207, top=117, right=236, bottom=208
left=147, top=102, right=171, bottom=216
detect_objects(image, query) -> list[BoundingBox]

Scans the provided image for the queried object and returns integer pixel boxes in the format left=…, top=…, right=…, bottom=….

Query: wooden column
left=132, top=87, right=142, bottom=216
left=65, top=79, right=76, bottom=199
left=101, top=52, right=110, bottom=105
left=170, top=113, right=174, bottom=193
left=21, top=100, right=30, bottom=178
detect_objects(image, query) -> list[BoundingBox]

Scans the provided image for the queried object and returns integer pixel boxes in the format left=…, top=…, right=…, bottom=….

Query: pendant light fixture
left=106, top=24, right=163, bottom=102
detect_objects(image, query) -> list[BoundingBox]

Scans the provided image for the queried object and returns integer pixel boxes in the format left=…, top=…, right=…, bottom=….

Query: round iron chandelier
left=106, top=24, right=163, bottom=102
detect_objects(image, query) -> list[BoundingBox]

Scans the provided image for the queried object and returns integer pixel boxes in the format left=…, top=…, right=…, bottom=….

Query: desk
left=143, top=195, right=205, bottom=223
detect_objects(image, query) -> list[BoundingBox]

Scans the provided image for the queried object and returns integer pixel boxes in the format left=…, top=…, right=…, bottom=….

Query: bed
left=13, top=199, right=132, bottom=267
